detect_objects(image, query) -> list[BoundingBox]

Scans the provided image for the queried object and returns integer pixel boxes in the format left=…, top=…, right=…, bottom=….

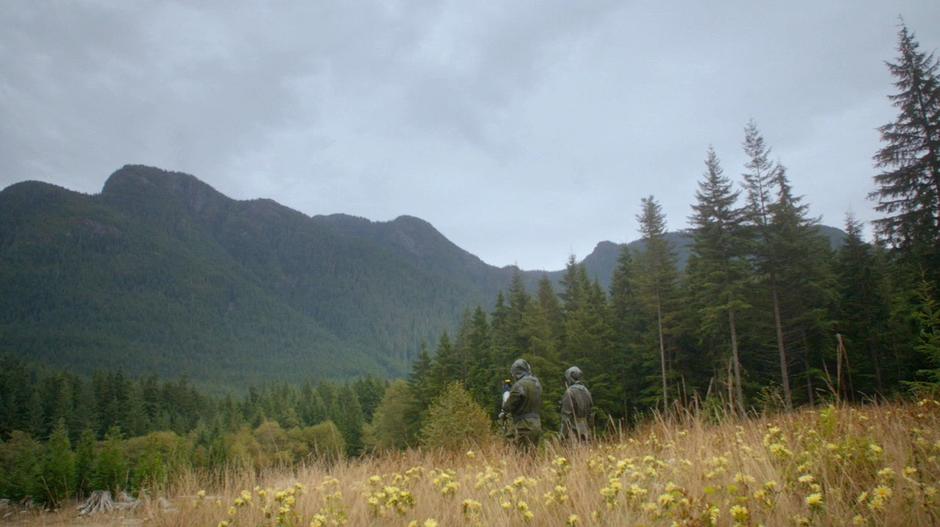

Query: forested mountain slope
left=0, top=165, right=845, bottom=387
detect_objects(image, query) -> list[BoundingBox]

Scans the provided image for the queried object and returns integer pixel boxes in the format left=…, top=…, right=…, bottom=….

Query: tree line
left=395, top=21, right=940, bottom=435
left=0, top=358, right=389, bottom=504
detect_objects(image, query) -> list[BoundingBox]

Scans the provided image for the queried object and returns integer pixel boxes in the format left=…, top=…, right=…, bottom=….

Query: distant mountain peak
left=101, top=164, right=230, bottom=216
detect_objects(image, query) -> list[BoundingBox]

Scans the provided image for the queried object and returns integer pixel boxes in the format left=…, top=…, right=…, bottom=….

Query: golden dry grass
left=10, top=401, right=940, bottom=526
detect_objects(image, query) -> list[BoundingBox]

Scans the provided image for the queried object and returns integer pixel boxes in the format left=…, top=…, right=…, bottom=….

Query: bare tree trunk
left=770, top=275, right=792, bottom=409
left=726, top=358, right=734, bottom=414
left=729, top=307, right=745, bottom=414
left=656, top=293, right=669, bottom=411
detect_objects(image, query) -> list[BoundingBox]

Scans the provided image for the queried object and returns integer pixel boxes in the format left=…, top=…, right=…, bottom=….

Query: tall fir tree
left=609, top=246, right=647, bottom=420
left=333, top=385, right=364, bottom=456
left=463, top=307, right=498, bottom=413
left=405, top=343, right=435, bottom=438
left=634, top=196, right=680, bottom=409
left=524, top=279, right=565, bottom=430
left=870, top=22, right=940, bottom=273
left=741, top=121, right=793, bottom=408
left=687, top=147, right=751, bottom=412
left=768, top=166, right=835, bottom=404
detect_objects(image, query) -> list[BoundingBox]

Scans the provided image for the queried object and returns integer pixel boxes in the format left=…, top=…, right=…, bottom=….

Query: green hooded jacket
left=502, top=359, right=542, bottom=445
left=560, top=366, right=593, bottom=442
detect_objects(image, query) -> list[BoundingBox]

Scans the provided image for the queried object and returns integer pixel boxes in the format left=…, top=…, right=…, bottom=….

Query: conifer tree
left=634, top=196, right=680, bottom=409
left=835, top=215, right=891, bottom=394
left=768, top=167, right=835, bottom=404
left=536, top=276, right=565, bottom=345
left=463, top=307, right=499, bottom=412
left=429, top=331, right=458, bottom=394
left=506, top=270, right=533, bottom=357
left=333, top=385, right=364, bottom=456
left=688, top=147, right=751, bottom=412
left=913, top=279, right=940, bottom=383
left=490, top=291, right=510, bottom=342
left=523, top=279, right=566, bottom=431
left=559, top=255, right=585, bottom=316
left=405, top=343, right=435, bottom=437
left=28, top=388, right=44, bottom=438
left=41, top=418, right=76, bottom=505
left=741, top=121, right=793, bottom=408
left=74, top=428, right=97, bottom=497
left=870, top=22, right=940, bottom=263
left=609, top=246, right=647, bottom=419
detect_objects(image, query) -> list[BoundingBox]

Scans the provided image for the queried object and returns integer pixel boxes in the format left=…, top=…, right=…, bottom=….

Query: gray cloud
left=2, top=1, right=939, bottom=270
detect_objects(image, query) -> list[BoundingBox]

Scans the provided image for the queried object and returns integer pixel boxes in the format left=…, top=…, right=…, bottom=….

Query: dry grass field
left=6, top=401, right=939, bottom=527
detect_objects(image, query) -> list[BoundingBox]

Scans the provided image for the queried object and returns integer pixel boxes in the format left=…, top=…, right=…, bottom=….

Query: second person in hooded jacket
left=560, top=366, right=593, bottom=442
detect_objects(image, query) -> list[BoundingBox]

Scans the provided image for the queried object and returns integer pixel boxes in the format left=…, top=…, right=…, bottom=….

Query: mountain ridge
left=0, top=165, right=846, bottom=388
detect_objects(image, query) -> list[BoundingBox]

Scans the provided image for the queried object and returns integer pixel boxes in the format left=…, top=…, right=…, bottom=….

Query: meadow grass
left=15, top=400, right=940, bottom=526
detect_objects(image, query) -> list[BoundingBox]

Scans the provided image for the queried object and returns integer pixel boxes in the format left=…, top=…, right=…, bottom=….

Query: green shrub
left=94, top=426, right=128, bottom=494
left=0, top=431, right=42, bottom=500
left=420, top=382, right=493, bottom=451
left=289, top=420, right=345, bottom=463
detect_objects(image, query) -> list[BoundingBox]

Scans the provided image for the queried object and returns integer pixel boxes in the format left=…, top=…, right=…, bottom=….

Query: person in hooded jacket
left=560, top=366, right=593, bottom=442
left=499, top=358, right=542, bottom=447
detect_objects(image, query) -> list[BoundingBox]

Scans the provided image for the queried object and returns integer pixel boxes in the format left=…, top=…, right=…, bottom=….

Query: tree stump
left=78, top=491, right=115, bottom=515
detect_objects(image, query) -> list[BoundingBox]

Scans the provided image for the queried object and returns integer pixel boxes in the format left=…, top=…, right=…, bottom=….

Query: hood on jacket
left=565, top=366, right=583, bottom=385
left=510, top=359, right=532, bottom=381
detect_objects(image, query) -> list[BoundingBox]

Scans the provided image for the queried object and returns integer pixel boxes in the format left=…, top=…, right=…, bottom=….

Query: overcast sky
left=3, top=1, right=939, bottom=270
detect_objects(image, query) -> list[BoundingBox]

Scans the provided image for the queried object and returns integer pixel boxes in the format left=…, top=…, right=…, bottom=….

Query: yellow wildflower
left=806, top=492, right=823, bottom=509
left=872, top=485, right=893, bottom=500
left=877, top=467, right=895, bottom=482
left=730, top=504, right=749, bottom=523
